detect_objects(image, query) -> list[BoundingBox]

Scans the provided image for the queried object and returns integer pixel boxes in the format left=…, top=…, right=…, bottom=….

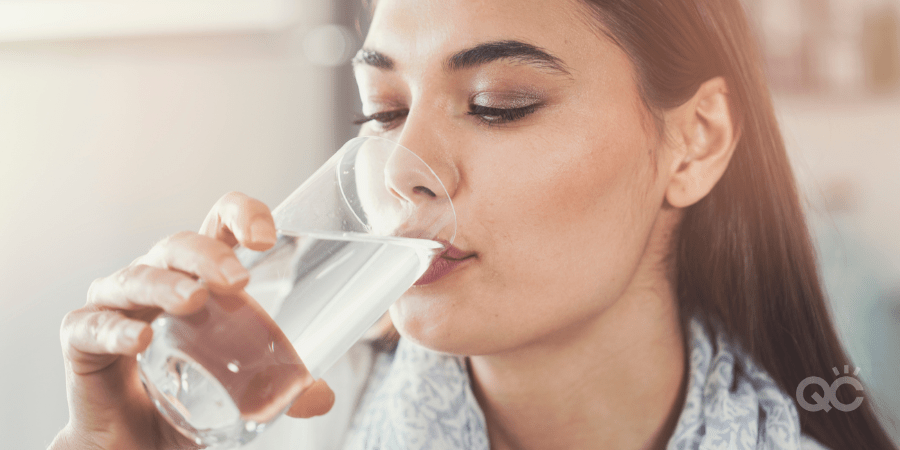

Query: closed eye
left=353, top=109, right=408, bottom=131
left=354, top=103, right=541, bottom=130
left=467, top=104, right=540, bottom=125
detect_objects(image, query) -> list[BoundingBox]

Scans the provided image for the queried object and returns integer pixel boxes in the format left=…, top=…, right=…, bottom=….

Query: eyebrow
left=447, top=40, right=570, bottom=75
left=352, top=49, right=394, bottom=70
left=352, top=39, right=571, bottom=75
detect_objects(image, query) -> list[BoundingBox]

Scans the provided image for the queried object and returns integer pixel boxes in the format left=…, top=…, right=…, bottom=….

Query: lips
left=414, top=241, right=474, bottom=286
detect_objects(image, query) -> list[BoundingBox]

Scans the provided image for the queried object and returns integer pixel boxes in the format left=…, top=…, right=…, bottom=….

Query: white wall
left=780, top=95, right=900, bottom=276
left=778, top=94, right=900, bottom=441
left=0, top=3, right=346, bottom=447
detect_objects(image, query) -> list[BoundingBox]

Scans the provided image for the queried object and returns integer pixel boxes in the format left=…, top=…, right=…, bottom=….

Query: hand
left=51, top=192, right=335, bottom=450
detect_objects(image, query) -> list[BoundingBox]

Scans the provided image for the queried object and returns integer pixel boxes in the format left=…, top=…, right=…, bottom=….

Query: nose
left=391, top=105, right=459, bottom=201
left=355, top=103, right=459, bottom=242
left=383, top=149, right=446, bottom=205
left=380, top=137, right=456, bottom=242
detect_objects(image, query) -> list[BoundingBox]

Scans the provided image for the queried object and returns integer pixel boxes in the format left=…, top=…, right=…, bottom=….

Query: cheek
left=391, top=85, right=663, bottom=353
left=474, top=115, right=656, bottom=279
left=395, top=126, right=660, bottom=354
left=487, top=114, right=659, bottom=298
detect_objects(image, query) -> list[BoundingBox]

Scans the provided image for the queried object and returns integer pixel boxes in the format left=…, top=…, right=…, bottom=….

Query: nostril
left=413, top=186, right=437, bottom=197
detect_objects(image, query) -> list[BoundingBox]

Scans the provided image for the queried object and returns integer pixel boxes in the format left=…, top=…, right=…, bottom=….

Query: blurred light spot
left=303, top=24, right=356, bottom=67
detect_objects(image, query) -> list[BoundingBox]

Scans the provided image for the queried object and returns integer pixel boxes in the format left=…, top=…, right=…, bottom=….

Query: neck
left=468, top=257, right=687, bottom=450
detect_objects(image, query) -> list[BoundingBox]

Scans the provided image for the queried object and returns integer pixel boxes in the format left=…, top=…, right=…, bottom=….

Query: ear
left=663, top=77, right=739, bottom=208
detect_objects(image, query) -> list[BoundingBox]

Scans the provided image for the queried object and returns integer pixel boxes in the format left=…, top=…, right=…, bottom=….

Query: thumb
left=285, top=379, right=335, bottom=418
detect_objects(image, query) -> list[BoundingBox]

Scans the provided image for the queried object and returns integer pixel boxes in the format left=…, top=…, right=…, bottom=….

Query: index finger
left=200, top=192, right=277, bottom=251
left=86, top=264, right=207, bottom=315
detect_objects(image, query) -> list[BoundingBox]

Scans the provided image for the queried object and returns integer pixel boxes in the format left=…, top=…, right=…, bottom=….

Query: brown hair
left=577, top=0, right=896, bottom=447
left=359, top=0, right=897, bottom=446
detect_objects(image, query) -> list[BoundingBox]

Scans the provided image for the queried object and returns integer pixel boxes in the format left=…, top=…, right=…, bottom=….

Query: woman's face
left=355, top=0, right=674, bottom=355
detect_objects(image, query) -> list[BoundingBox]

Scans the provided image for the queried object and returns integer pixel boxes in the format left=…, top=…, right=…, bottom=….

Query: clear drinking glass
left=136, top=136, right=456, bottom=447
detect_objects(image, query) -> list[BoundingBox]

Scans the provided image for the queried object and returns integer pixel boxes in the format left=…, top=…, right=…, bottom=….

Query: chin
left=388, top=302, right=492, bottom=356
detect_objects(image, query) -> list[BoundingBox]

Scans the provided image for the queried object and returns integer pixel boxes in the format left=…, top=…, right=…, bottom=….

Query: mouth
left=414, top=241, right=476, bottom=286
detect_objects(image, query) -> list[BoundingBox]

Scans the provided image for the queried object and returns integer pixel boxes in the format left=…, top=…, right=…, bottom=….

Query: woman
left=50, top=0, right=897, bottom=449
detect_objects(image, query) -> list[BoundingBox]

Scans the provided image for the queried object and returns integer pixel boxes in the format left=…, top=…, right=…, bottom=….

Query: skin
left=354, top=0, right=737, bottom=449
left=51, top=193, right=336, bottom=450
left=53, top=0, right=738, bottom=448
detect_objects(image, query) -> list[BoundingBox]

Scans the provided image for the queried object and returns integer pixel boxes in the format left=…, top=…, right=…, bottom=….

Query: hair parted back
left=577, top=0, right=896, bottom=447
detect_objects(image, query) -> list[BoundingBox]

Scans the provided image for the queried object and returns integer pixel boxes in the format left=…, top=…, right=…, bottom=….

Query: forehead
left=363, top=0, right=606, bottom=73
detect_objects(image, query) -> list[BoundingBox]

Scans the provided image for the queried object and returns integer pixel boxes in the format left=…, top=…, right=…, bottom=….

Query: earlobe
left=664, top=77, right=739, bottom=208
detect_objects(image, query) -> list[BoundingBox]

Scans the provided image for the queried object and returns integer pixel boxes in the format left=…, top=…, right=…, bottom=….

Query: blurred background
left=0, top=0, right=897, bottom=448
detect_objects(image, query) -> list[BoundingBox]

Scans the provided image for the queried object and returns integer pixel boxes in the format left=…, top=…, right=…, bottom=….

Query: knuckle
left=120, top=265, right=154, bottom=300
left=167, top=230, right=197, bottom=243
left=146, top=232, right=193, bottom=264
left=196, top=258, right=223, bottom=278
left=84, top=312, right=117, bottom=350
left=197, top=237, right=233, bottom=261
left=220, top=190, right=248, bottom=203
left=217, top=191, right=249, bottom=212
left=86, top=277, right=105, bottom=304
left=59, top=309, right=120, bottom=357
left=151, top=231, right=202, bottom=262
left=84, top=312, right=106, bottom=341
left=60, top=310, right=79, bottom=347
left=126, top=263, right=154, bottom=282
left=221, top=191, right=264, bottom=217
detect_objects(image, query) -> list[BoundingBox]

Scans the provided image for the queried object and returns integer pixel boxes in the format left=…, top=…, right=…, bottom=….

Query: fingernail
left=123, top=322, right=146, bottom=342
left=222, top=258, right=249, bottom=285
left=176, top=279, right=202, bottom=300
left=251, top=220, right=276, bottom=245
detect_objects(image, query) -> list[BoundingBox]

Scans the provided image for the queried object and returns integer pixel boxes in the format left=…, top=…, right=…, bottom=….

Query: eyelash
left=467, top=104, right=539, bottom=125
left=353, top=110, right=408, bottom=131
left=353, top=104, right=540, bottom=130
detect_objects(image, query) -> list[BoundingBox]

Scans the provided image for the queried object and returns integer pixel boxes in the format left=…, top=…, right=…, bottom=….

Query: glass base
left=138, top=349, right=271, bottom=448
